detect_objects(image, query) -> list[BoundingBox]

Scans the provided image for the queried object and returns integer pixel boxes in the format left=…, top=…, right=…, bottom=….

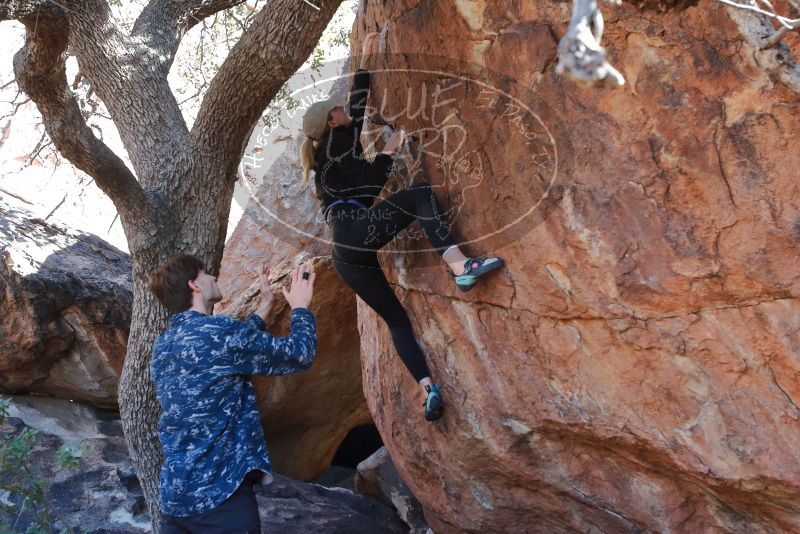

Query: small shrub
left=0, top=398, right=85, bottom=534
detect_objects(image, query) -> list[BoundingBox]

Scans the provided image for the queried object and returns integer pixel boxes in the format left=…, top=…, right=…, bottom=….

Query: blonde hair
left=300, top=136, right=317, bottom=184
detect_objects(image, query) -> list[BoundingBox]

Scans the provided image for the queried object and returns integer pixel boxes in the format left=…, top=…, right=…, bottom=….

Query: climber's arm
left=348, top=68, right=370, bottom=132
left=222, top=309, right=317, bottom=376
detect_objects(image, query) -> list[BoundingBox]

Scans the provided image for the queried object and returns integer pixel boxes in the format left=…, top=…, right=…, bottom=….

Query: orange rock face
left=0, top=194, right=131, bottom=409
left=351, top=1, right=800, bottom=532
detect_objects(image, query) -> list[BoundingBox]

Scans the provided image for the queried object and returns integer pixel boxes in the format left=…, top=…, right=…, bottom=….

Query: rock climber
left=298, top=33, right=504, bottom=422
left=149, top=254, right=316, bottom=533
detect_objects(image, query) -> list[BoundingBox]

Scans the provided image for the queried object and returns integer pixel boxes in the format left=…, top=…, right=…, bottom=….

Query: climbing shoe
left=452, top=257, right=505, bottom=292
left=423, top=383, right=444, bottom=421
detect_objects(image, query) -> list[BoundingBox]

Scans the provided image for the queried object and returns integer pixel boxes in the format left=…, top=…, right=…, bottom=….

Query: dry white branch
left=760, top=19, right=800, bottom=48
left=717, top=0, right=800, bottom=29
left=556, top=0, right=625, bottom=88
left=716, top=0, right=800, bottom=49
left=723, top=0, right=800, bottom=91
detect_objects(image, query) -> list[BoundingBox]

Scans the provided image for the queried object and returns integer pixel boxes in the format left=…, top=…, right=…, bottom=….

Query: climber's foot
left=452, top=257, right=504, bottom=292
left=423, top=383, right=444, bottom=421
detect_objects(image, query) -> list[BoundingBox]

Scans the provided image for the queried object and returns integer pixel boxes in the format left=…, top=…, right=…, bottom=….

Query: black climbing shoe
left=452, top=257, right=504, bottom=292
left=423, top=383, right=444, bottom=421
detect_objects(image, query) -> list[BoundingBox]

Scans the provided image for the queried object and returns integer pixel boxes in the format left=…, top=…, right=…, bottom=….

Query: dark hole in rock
left=331, top=423, right=383, bottom=469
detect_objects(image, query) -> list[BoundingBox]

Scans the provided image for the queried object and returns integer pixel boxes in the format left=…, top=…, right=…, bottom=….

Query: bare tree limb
left=26, top=130, right=51, bottom=165
left=761, top=19, right=800, bottom=49
left=713, top=0, right=800, bottom=49
left=53, top=0, right=189, bottom=185
left=2, top=0, right=152, bottom=225
left=556, top=0, right=626, bottom=88
left=190, top=0, right=345, bottom=177
left=0, top=94, right=29, bottom=123
left=0, top=186, right=35, bottom=204
left=722, top=0, right=800, bottom=92
left=131, top=0, right=247, bottom=74
left=761, top=20, right=800, bottom=50
left=717, top=0, right=800, bottom=29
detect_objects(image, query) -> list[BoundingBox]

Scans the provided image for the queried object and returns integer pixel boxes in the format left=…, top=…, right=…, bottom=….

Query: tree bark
left=2, top=0, right=345, bottom=530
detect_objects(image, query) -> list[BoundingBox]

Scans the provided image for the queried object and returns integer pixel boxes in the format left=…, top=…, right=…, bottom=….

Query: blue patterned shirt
left=150, top=307, right=317, bottom=517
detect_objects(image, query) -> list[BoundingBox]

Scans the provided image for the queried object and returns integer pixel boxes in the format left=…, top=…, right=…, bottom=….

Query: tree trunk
left=119, top=158, right=236, bottom=530
left=1, top=1, right=345, bottom=530
left=119, top=260, right=168, bottom=528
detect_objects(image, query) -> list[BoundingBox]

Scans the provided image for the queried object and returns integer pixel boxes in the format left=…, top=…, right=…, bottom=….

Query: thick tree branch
left=131, top=0, right=246, bottom=74
left=189, top=0, right=344, bottom=177
left=2, top=0, right=152, bottom=226
left=56, top=0, right=189, bottom=186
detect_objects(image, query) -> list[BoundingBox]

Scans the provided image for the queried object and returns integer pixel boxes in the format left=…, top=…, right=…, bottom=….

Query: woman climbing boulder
left=298, top=32, right=504, bottom=421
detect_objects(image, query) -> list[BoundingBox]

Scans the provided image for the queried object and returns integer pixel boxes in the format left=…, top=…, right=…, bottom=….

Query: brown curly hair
left=148, top=253, right=205, bottom=314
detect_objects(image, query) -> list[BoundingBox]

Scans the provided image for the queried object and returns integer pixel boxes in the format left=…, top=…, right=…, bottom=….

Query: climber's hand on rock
left=255, top=264, right=274, bottom=321
left=382, top=129, right=405, bottom=155
left=282, top=262, right=315, bottom=310
left=360, top=32, right=380, bottom=69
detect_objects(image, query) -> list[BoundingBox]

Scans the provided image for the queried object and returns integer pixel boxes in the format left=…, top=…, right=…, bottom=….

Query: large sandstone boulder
left=0, top=194, right=131, bottom=409
left=220, top=130, right=332, bottom=302
left=350, top=1, right=800, bottom=532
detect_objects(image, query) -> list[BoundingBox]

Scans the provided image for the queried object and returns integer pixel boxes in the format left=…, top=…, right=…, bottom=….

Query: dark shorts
left=161, top=470, right=262, bottom=534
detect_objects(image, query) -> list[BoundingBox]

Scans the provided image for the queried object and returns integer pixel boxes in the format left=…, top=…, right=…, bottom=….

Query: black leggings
left=330, top=180, right=457, bottom=382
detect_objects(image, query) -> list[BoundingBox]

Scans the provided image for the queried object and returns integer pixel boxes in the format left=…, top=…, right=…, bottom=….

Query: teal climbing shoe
left=452, top=257, right=504, bottom=292
left=423, top=384, right=444, bottom=421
